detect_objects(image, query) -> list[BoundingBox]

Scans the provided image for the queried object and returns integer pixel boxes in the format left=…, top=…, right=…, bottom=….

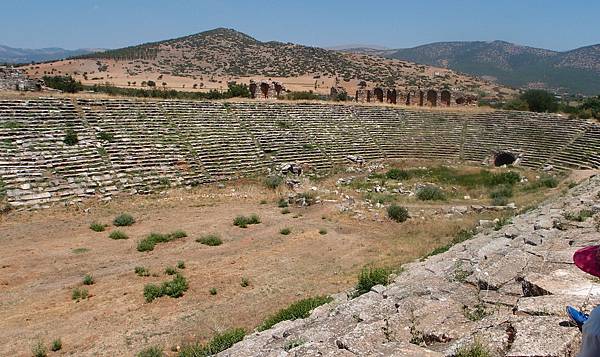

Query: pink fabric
left=574, top=246, right=600, bottom=278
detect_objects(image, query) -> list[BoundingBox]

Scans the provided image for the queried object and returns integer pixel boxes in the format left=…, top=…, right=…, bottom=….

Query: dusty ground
left=0, top=165, right=570, bottom=356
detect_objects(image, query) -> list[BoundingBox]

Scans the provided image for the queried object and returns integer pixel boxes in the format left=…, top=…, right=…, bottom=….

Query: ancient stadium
left=0, top=93, right=598, bottom=356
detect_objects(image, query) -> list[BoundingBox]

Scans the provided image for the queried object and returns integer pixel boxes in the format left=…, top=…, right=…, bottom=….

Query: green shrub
left=540, top=176, right=559, bottom=188
left=281, top=208, right=291, bottom=214
left=137, top=231, right=186, bottom=252
left=135, top=266, right=150, bottom=277
left=278, top=198, right=289, bottom=208
left=564, top=209, right=594, bottom=222
left=387, top=204, right=409, bottom=222
left=137, top=346, right=164, bottom=357
left=284, top=338, right=306, bottom=351
left=494, top=217, right=512, bottom=231
left=386, top=168, right=410, bottom=180
left=416, top=186, right=446, bottom=201
left=165, top=266, right=177, bottom=275
left=197, top=234, right=223, bottom=246
left=209, top=287, right=217, bottom=295
left=489, top=184, right=513, bottom=199
left=241, top=277, right=249, bottom=287
left=90, top=222, right=106, bottom=232
left=280, top=227, right=291, bottom=235
left=260, top=199, right=267, bottom=204
left=113, top=213, right=135, bottom=226
left=492, top=196, right=509, bottom=206
left=233, top=214, right=260, bottom=228
left=354, top=267, right=390, bottom=297
left=97, top=131, right=115, bottom=142
left=31, top=340, right=48, bottom=357
left=265, top=176, right=283, bottom=189
left=72, top=287, right=89, bottom=301
left=258, top=296, right=333, bottom=331
left=144, top=274, right=188, bottom=302
left=319, top=228, right=327, bottom=235
left=456, top=341, right=491, bottom=357
left=63, top=128, right=79, bottom=145
left=43, top=75, right=83, bottom=93
left=51, top=339, right=62, bottom=352
left=177, top=261, right=186, bottom=269
left=109, top=230, right=128, bottom=240
left=179, top=328, right=246, bottom=357
left=520, top=89, right=558, bottom=113
left=83, top=274, right=94, bottom=285
left=297, top=192, right=316, bottom=206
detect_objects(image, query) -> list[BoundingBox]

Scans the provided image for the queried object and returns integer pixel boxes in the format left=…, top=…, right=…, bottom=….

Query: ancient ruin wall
left=1, top=98, right=599, bottom=208
left=219, top=171, right=600, bottom=357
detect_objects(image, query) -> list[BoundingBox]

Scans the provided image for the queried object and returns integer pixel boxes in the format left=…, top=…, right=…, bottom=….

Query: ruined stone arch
left=426, top=90, right=437, bottom=107
left=373, top=88, right=384, bottom=103
left=494, top=151, right=517, bottom=166
left=387, top=89, right=397, bottom=104
left=260, top=83, right=270, bottom=98
left=274, top=82, right=283, bottom=97
left=440, top=90, right=451, bottom=106
left=405, top=92, right=412, bottom=105
left=249, top=82, right=257, bottom=99
left=419, top=91, right=424, bottom=106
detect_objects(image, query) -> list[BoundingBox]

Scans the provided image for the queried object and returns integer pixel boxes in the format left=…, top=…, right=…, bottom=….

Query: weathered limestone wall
left=1, top=98, right=599, bottom=208
left=221, top=175, right=600, bottom=356
left=0, top=67, right=40, bottom=91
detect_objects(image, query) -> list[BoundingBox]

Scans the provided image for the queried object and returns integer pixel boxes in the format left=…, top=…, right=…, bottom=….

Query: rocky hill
left=345, top=41, right=600, bottom=95
left=22, top=29, right=513, bottom=98
left=221, top=174, right=600, bottom=356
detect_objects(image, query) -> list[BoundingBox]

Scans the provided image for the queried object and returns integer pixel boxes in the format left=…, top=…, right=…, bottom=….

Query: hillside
left=0, top=45, right=98, bottom=64
left=345, top=41, right=600, bottom=95
left=21, top=28, right=513, bottom=98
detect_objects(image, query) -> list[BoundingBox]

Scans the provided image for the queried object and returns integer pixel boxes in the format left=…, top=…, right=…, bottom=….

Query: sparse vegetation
left=144, top=274, right=189, bottom=302
left=72, top=287, right=89, bottom=301
left=137, top=231, right=187, bottom=252
left=178, top=328, right=245, bottom=357
left=165, top=266, right=177, bottom=275
left=50, top=339, right=62, bottom=352
left=63, top=128, right=79, bottom=145
left=386, top=168, right=410, bottom=180
left=137, top=346, right=164, bottom=357
left=354, top=266, right=391, bottom=297
left=109, top=230, right=128, bottom=240
left=258, top=296, right=333, bottom=331
left=31, top=340, right=48, bottom=357
left=416, top=186, right=446, bottom=201
left=177, top=261, right=186, bottom=269
left=278, top=198, right=289, bottom=208
left=97, top=131, right=115, bottom=142
left=455, top=341, right=491, bottom=357
left=233, top=214, right=261, bottom=228
left=265, top=175, right=283, bottom=189
left=196, top=234, right=223, bottom=246
left=319, top=228, right=327, bottom=235
left=283, top=338, right=306, bottom=351
left=90, top=222, right=106, bottom=232
left=280, top=227, right=291, bottom=235
left=387, top=204, right=409, bottom=222
left=113, top=213, right=135, bottom=226
left=209, top=287, right=218, bottom=295
left=135, top=266, right=150, bottom=277
left=463, top=303, right=490, bottom=321
left=564, top=209, right=594, bottom=222
left=281, top=208, right=290, bottom=214
left=240, top=277, right=249, bottom=287
left=422, top=229, right=474, bottom=260
left=83, top=274, right=94, bottom=285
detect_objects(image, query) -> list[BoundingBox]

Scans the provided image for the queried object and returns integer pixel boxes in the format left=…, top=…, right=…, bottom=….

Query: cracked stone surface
left=221, top=175, right=600, bottom=357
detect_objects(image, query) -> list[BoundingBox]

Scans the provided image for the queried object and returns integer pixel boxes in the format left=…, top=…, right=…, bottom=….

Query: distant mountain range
left=0, top=45, right=101, bottom=64
left=340, top=41, right=600, bottom=95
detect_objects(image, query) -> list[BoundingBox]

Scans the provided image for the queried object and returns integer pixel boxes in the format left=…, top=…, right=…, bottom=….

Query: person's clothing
left=568, top=306, right=590, bottom=330
left=579, top=305, right=600, bottom=357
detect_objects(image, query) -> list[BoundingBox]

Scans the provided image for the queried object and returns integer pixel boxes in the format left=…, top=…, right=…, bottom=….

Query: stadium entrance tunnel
left=494, top=152, right=517, bottom=166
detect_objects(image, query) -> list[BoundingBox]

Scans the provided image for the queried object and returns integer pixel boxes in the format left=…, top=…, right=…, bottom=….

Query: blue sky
left=1, top=0, right=599, bottom=51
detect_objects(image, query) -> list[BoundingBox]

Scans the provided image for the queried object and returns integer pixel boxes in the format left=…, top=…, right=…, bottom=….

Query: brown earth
left=0, top=164, right=562, bottom=356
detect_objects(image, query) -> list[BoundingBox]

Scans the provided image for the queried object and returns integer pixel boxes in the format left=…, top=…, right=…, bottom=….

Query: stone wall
left=0, top=66, right=41, bottom=91
left=352, top=87, right=475, bottom=107
left=1, top=98, right=599, bottom=208
left=220, top=174, right=600, bottom=356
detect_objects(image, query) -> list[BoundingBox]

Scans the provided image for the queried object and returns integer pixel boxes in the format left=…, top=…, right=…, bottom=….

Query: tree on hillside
left=580, top=96, right=600, bottom=119
left=519, top=90, right=558, bottom=113
left=225, top=82, right=251, bottom=98
left=42, top=76, right=83, bottom=93
left=503, top=98, right=529, bottom=111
